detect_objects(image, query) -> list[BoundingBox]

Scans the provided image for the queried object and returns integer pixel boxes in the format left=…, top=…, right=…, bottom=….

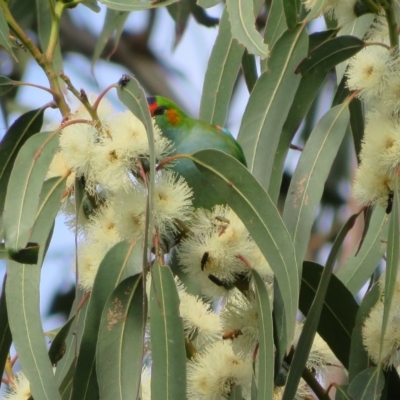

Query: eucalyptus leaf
left=97, top=274, right=145, bottom=400
left=282, top=102, right=349, bottom=268
left=98, top=0, right=179, bottom=11
left=241, top=50, right=257, bottom=93
left=0, top=75, right=14, bottom=96
left=6, top=261, right=61, bottom=400
left=348, top=367, right=384, bottom=400
left=253, top=270, right=274, bottom=400
left=296, top=35, right=365, bottom=75
left=0, top=8, right=15, bottom=57
left=72, top=241, right=141, bottom=400
left=300, top=261, right=358, bottom=369
left=0, top=108, right=44, bottom=217
left=262, top=0, right=287, bottom=71
left=150, top=262, right=186, bottom=399
left=197, top=0, right=220, bottom=7
left=0, top=275, right=12, bottom=389
left=226, top=0, right=268, bottom=59
left=348, top=283, right=380, bottom=382
left=282, top=0, right=297, bottom=30
left=337, top=206, right=388, bottom=295
left=187, top=149, right=298, bottom=351
left=92, top=8, right=129, bottom=69
left=238, top=26, right=307, bottom=191
left=200, top=5, right=244, bottom=126
left=4, top=131, right=58, bottom=259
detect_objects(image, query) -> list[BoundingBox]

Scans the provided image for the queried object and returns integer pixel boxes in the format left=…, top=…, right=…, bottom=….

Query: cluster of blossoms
left=8, top=93, right=337, bottom=400
left=362, top=275, right=400, bottom=369
left=46, top=96, right=193, bottom=290
left=139, top=204, right=337, bottom=399
left=344, top=14, right=400, bottom=207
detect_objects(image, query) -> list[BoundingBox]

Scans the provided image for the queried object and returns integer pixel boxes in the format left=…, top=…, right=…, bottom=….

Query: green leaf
left=283, top=213, right=353, bottom=400
left=0, top=275, right=12, bottom=389
left=296, top=35, right=365, bottom=75
left=303, top=0, right=324, bottom=23
left=82, top=0, right=101, bottom=11
left=72, top=241, right=141, bottom=400
left=241, top=49, right=258, bottom=93
left=308, top=28, right=339, bottom=52
left=226, top=0, right=268, bottom=59
left=199, top=6, right=244, bottom=126
left=282, top=103, right=349, bottom=267
left=282, top=0, right=297, bottom=30
left=337, top=206, right=388, bottom=295
left=267, top=69, right=326, bottom=203
left=150, top=262, right=186, bottom=399
left=167, top=0, right=191, bottom=47
left=187, top=149, right=298, bottom=351
left=335, top=14, right=374, bottom=83
left=299, top=261, right=359, bottom=369
left=262, top=0, right=287, bottom=72
left=59, top=363, right=75, bottom=400
left=117, top=75, right=156, bottom=260
left=55, top=292, right=89, bottom=386
left=335, top=385, right=351, bottom=400
left=252, top=270, right=274, bottom=400
left=35, top=0, right=63, bottom=72
left=196, top=0, right=220, bottom=7
left=0, top=8, right=15, bottom=57
left=4, top=131, right=58, bottom=258
left=92, top=9, right=129, bottom=69
left=0, top=108, right=44, bottom=217
left=6, top=260, right=61, bottom=400
left=0, top=75, right=14, bottom=96
left=48, top=317, right=75, bottom=366
left=98, top=0, right=179, bottom=11
left=379, top=180, right=400, bottom=366
left=348, top=283, right=380, bottom=382
left=237, top=26, right=307, bottom=191
left=348, top=367, right=384, bottom=400
left=3, top=174, right=65, bottom=396
left=228, top=384, right=242, bottom=399
left=97, top=274, right=145, bottom=400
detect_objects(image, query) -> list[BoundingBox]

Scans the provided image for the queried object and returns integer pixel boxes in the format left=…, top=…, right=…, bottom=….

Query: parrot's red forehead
left=148, top=98, right=158, bottom=117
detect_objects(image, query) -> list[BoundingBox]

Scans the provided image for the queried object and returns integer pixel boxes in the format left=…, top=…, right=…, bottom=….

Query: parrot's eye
left=154, top=106, right=167, bottom=116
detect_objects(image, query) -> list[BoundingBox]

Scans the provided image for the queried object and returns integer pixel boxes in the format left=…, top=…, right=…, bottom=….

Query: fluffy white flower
left=46, top=151, right=75, bottom=188
left=346, top=46, right=391, bottom=103
left=4, top=372, right=31, bottom=400
left=187, top=341, right=252, bottom=400
left=178, top=205, right=272, bottom=300
left=113, top=170, right=193, bottom=242
left=176, top=279, right=221, bottom=347
left=220, top=292, right=259, bottom=358
left=362, top=295, right=400, bottom=368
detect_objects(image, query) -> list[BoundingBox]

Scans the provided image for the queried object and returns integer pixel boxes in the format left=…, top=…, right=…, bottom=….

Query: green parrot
left=147, top=96, right=247, bottom=209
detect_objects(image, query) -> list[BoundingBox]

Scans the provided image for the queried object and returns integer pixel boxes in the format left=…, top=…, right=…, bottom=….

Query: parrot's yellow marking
left=166, top=109, right=181, bottom=125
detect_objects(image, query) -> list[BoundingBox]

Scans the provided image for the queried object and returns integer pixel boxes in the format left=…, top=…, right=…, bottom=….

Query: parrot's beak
left=147, top=96, right=157, bottom=117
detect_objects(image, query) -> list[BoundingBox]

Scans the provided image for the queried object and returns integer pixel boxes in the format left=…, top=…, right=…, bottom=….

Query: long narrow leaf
left=253, top=270, right=274, bottom=399
left=237, top=26, right=307, bottom=191
left=283, top=211, right=355, bottom=399
left=199, top=6, right=244, bottom=126
left=97, top=274, right=145, bottom=400
left=4, top=131, right=58, bottom=259
left=337, top=206, right=388, bottom=295
left=0, top=275, right=12, bottom=389
left=72, top=241, right=141, bottom=399
left=282, top=103, right=349, bottom=268
left=226, top=0, right=268, bottom=59
left=0, top=108, right=44, bottom=215
left=150, top=262, right=186, bottom=399
left=99, top=0, right=179, bottom=11
left=187, top=149, right=298, bottom=350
